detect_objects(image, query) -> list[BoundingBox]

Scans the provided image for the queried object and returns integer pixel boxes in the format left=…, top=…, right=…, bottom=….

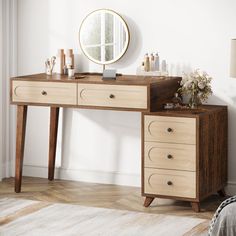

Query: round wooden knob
left=167, top=128, right=173, bottom=132
left=41, top=90, right=47, bottom=96
left=167, top=154, right=173, bottom=159
left=167, top=181, right=173, bottom=186
left=109, top=94, right=115, bottom=99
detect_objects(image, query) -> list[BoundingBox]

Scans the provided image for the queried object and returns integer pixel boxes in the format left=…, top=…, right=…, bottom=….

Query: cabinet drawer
left=12, top=81, right=77, bottom=105
left=144, top=168, right=196, bottom=198
left=144, top=115, right=196, bottom=144
left=77, top=84, right=147, bottom=109
left=144, top=142, right=196, bottom=171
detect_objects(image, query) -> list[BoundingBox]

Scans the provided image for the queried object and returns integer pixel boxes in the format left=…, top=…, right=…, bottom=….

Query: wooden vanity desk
left=10, top=73, right=181, bottom=193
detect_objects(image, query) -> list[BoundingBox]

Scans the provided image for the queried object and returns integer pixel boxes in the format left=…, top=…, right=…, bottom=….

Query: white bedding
left=210, top=202, right=236, bottom=236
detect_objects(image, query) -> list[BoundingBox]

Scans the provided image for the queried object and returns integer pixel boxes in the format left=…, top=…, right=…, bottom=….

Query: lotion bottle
left=55, top=49, right=65, bottom=74
left=161, top=60, right=167, bottom=73
left=144, top=53, right=150, bottom=72
left=65, top=49, right=74, bottom=69
left=150, top=53, right=155, bottom=71
left=154, top=53, right=160, bottom=71
left=161, top=60, right=169, bottom=75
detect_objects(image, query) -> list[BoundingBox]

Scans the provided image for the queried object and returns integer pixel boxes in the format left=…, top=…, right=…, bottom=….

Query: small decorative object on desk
left=65, top=49, right=74, bottom=69
left=172, top=93, right=182, bottom=105
left=102, top=69, right=117, bottom=80
left=163, top=93, right=183, bottom=110
left=68, top=66, right=75, bottom=78
left=55, top=49, right=65, bottom=74
left=164, top=103, right=174, bottom=109
left=178, top=69, right=213, bottom=108
left=136, top=52, right=168, bottom=76
left=144, top=53, right=150, bottom=72
left=45, top=56, right=56, bottom=75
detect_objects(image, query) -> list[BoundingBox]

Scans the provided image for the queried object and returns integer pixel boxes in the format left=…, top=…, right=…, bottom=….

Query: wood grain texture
left=144, top=168, right=196, bottom=198
left=149, top=77, right=181, bottom=111
left=191, top=202, right=200, bottom=213
left=0, top=201, right=50, bottom=226
left=77, top=84, right=147, bottom=109
left=144, top=115, right=196, bottom=144
left=143, top=197, right=155, bottom=207
left=142, top=105, right=228, bottom=212
left=11, top=73, right=181, bottom=85
left=12, top=81, right=77, bottom=105
left=11, top=73, right=181, bottom=112
left=198, top=107, right=228, bottom=200
left=0, top=176, right=227, bottom=230
left=15, top=105, right=28, bottom=193
left=144, top=142, right=196, bottom=171
left=48, top=107, right=60, bottom=181
left=183, top=220, right=210, bottom=236
left=10, top=73, right=181, bottom=193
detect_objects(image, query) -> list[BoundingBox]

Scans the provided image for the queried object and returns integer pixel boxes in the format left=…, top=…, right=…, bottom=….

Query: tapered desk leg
left=48, top=107, right=59, bottom=181
left=144, top=197, right=155, bottom=207
left=191, top=202, right=200, bottom=212
left=15, top=105, right=28, bottom=193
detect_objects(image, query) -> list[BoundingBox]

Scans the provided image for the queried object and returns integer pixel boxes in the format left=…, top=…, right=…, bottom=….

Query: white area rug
left=0, top=198, right=208, bottom=236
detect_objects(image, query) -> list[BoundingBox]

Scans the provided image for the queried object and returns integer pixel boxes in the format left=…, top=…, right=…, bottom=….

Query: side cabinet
left=142, top=105, right=228, bottom=212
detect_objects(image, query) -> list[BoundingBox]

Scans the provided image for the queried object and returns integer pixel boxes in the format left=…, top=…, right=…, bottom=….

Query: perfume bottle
left=150, top=53, right=154, bottom=71
left=55, top=49, right=65, bottom=74
left=172, top=93, right=182, bottom=107
left=154, top=52, right=160, bottom=71
left=65, top=49, right=74, bottom=69
left=144, top=53, right=150, bottom=72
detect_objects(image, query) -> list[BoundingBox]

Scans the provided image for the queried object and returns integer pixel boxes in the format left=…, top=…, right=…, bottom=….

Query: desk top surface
left=144, top=105, right=227, bottom=117
left=12, top=73, right=181, bottom=86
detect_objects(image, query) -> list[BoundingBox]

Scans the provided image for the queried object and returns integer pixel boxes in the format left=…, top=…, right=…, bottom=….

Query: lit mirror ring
left=79, top=9, right=130, bottom=65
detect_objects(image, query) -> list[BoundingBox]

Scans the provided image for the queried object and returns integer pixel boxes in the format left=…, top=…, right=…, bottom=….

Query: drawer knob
left=167, top=181, right=173, bottom=186
left=41, top=90, right=47, bottom=96
left=167, top=128, right=173, bottom=133
left=109, top=94, right=115, bottom=99
left=167, top=154, right=173, bottom=159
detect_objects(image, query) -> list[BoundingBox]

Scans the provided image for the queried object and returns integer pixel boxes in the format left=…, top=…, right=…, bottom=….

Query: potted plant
left=178, top=69, right=213, bottom=108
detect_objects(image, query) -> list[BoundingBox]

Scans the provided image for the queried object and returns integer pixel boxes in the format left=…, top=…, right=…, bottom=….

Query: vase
left=189, top=92, right=200, bottom=109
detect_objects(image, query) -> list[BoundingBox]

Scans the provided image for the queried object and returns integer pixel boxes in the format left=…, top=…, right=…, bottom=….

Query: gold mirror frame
left=79, top=9, right=130, bottom=66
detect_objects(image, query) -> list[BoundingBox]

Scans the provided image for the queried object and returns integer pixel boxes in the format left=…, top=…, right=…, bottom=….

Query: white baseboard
left=1, top=160, right=14, bottom=180
left=226, top=181, right=236, bottom=195
left=23, top=165, right=141, bottom=187
left=22, top=165, right=236, bottom=194
left=0, top=163, right=5, bottom=181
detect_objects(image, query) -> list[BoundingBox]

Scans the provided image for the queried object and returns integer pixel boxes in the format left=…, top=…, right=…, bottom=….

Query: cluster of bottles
left=142, top=53, right=159, bottom=72
left=55, top=49, right=75, bottom=75
left=141, top=52, right=167, bottom=74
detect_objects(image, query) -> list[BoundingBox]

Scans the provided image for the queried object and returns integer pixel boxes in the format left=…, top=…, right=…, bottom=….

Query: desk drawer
left=77, top=84, right=147, bottom=109
left=144, top=142, right=196, bottom=171
left=12, top=81, right=77, bottom=105
left=144, top=168, right=196, bottom=198
left=144, top=115, right=196, bottom=144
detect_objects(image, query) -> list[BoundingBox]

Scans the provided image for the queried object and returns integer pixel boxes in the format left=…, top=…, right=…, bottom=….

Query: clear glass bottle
left=65, top=49, right=74, bottom=69
left=172, top=93, right=182, bottom=106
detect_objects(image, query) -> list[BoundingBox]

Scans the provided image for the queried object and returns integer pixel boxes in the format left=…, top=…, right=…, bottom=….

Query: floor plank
left=0, top=177, right=225, bottom=221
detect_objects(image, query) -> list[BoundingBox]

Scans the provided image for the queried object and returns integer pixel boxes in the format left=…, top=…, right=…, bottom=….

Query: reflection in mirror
left=79, top=9, right=130, bottom=65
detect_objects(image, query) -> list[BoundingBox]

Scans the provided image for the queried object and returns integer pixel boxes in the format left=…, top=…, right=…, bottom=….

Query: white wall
left=17, top=0, right=236, bottom=193
left=1, top=0, right=17, bottom=180
left=0, top=0, right=3, bottom=180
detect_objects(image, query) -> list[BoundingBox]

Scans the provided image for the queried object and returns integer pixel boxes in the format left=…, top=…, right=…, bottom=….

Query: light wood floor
left=0, top=177, right=225, bottom=220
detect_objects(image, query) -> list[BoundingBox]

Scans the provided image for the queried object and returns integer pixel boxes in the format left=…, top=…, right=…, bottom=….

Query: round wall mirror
left=79, top=9, right=130, bottom=66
